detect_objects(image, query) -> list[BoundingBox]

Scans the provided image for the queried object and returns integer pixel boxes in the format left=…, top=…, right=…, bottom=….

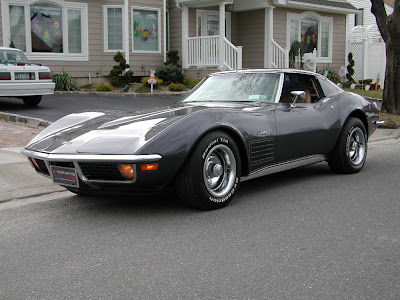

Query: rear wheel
left=22, top=95, right=42, bottom=106
left=175, top=131, right=241, bottom=210
left=328, top=117, right=367, bottom=174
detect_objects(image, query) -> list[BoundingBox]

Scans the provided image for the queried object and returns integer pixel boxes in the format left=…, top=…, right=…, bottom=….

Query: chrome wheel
left=203, top=144, right=237, bottom=198
left=347, top=127, right=366, bottom=166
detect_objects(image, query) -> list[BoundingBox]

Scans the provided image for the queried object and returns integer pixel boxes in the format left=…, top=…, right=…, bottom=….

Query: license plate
left=51, top=166, right=79, bottom=187
left=15, top=72, right=32, bottom=80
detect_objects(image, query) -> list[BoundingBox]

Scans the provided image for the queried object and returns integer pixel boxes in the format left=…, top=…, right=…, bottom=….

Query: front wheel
left=328, top=117, right=367, bottom=174
left=22, top=95, right=42, bottom=106
left=175, top=131, right=241, bottom=210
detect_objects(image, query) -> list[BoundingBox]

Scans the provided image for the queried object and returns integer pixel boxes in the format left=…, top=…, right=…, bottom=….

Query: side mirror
left=290, top=91, right=306, bottom=108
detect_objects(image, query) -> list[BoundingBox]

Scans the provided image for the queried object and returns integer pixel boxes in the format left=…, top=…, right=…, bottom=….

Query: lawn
left=343, top=88, right=383, bottom=99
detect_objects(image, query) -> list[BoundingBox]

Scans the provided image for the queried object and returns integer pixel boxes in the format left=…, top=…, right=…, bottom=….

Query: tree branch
left=370, top=0, right=389, bottom=42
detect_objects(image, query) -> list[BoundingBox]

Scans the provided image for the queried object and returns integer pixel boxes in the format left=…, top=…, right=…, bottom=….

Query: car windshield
left=0, top=49, right=29, bottom=64
left=182, top=72, right=281, bottom=103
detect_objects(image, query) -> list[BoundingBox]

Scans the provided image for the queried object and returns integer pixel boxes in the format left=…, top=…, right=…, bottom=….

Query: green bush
left=108, top=52, right=132, bottom=87
left=155, top=64, right=184, bottom=83
left=96, top=83, right=114, bottom=92
left=53, top=71, right=79, bottom=91
left=80, top=84, right=93, bottom=89
left=164, top=50, right=181, bottom=67
left=168, top=82, right=186, bottom=91
left=183, top=77, right=201, bottom=86
left=319, top=67, right=341, bottom=84
left=346, top=53, right=355, bottom=83
left=359, top=79, right=373, bottom=85
left=135, top=85, right=151, bottom=93
left=141, top=76, right=163, bottom=87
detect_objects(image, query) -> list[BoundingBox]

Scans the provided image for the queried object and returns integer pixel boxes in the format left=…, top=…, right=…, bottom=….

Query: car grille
left=34, top=159, right=50, bottom=176
left=78, top=163, right=125, bottom=181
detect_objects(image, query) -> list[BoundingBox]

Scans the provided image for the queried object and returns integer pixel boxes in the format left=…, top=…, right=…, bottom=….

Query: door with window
left=275, top=72, right=340, bottom=161
left=196, top=10, right=231, bottom=40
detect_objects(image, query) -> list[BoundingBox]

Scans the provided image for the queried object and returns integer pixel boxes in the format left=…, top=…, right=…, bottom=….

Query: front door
left=196, top=10, right=231, bottom=40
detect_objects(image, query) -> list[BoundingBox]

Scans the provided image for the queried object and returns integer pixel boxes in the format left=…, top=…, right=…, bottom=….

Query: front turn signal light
left=30, top=157, right=40, bottom=170
left=118, top=164, right=135, bottom=180
left=141, top=163, right=159, bottom=171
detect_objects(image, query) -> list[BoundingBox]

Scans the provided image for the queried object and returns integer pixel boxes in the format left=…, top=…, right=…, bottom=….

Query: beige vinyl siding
left=237, top=9, right=265, bottom=68
left=167, top=0, right=183, bottom=65
left=2, top=0, right=166, bottom=78
left=273, top=7, right=346, bottom=71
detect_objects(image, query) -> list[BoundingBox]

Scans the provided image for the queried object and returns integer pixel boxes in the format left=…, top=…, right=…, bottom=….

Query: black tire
left=175, top=131, right=241, bottom=210
left=328, top=117, right=367, bottom=174
left=22, top=95, right=42, bottom=106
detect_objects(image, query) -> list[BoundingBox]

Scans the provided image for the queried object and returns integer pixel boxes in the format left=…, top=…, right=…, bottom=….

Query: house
left=346, top=0, right=393, bottom=85
left=0, top=0, right=358, bottom=83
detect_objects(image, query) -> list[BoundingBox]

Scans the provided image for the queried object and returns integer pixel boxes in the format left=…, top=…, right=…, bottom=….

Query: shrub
left=168, top=82, right=186, bottom=91
left=53, top=71, right=79, bottom=91
left=108, top=52, right=132, bottom=87
left=155, top=64, right=184, bottom=83
left=96, top=83, right=114, bottom=92
left=346, top=53, right=355, bottom=83
left=135, top=85, right=151, bottom=93
left=165, top=50, right=181, bottom=67
left=289, top=41, right=304, bottom=69
left=319, top=67, right=341, bottom=84
left=359, top=79, right=373, bottom=85
left=183, top=77, right=201, bottom=86
left=80, top=84, right=93, bottom=89
left=141, top=76, right=163, bottom=87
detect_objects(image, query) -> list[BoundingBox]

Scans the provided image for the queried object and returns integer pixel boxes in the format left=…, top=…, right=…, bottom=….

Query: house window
left=103, top=6, right=124, bottom=51
left=132, top=7, right=161, bottom=53
left=3, top=0, right=88, bottom=61
left=355, top=9, right=363, bottom=26
left=287, top=12, right=333, bottom=63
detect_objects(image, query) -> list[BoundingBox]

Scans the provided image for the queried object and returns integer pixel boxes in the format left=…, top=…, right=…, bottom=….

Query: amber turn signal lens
left=30, top=157, right=40, bottom=169
left=141, top=163, right=159, bottom=171
left=118, top=164, right=135, bottom=179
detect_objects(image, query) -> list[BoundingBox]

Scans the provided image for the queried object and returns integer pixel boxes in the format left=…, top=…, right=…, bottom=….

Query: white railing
left=271, top=39, right=289, bottom=68
left=187, top=36, right=242, bottom=70
left=224, top=38, right=242, bottom=70
left=187, top=36, right=219, bottom=67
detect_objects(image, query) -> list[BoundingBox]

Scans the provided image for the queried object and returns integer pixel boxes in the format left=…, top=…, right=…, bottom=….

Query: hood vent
left=250, top=138, right=275, bottom=165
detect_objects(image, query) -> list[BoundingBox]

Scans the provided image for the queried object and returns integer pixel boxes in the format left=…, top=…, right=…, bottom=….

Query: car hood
left=25, top=101, right=268, bottom=155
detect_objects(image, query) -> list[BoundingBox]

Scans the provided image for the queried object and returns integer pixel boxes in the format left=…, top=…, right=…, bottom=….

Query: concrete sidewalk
left=1, top=116, right=399, bottom=204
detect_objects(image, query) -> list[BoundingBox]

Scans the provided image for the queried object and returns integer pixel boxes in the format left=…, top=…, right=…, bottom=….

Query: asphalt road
left=1, top=137, right=399, bottom=299
left=0, top=93, right=181, bottom=122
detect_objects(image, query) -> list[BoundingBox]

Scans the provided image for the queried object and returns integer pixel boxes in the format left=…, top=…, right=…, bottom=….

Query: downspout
left=164, top=0, right=167, bottom=63
left=124, top=0, right=130, bottom=67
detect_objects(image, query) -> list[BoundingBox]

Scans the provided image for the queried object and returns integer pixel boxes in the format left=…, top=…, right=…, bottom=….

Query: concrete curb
left=0, top=112, right=52, bottom=128
left=55, top=90, right=188, bottom=97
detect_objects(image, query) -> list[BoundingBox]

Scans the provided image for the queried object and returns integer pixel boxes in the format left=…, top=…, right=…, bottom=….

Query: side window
left=279, top=73, right=321, bottom=103
left=318, top=76, right=343, bottom=97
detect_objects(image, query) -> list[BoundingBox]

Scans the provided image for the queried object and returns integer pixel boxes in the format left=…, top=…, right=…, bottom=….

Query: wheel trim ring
left=347, top=127, right=366, bottom=166
left=203, top=144, right=236, bottom=198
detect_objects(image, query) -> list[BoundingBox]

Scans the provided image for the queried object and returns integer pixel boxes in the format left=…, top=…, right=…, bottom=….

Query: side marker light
left=141, top=163, right=159, bottom=171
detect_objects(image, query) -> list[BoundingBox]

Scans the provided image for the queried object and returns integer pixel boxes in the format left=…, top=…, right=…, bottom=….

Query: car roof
left=0, top=47, right=23, bottom=52
left=209, top=68, right=319, bottom=77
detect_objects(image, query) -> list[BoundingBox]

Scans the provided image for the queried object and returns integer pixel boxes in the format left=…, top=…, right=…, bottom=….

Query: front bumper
left=21, top=149, right=163, bottom=190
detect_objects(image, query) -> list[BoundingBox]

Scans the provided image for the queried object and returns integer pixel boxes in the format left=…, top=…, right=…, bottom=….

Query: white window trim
left=131, top=6, right=161, bottom=54
left=196, top=9, right=231, bottom=41
left=286, top=11, right=333, bottom=64
left=103, top=5, right=126, bottom=53
left=1, top=0, right=88, bottom=61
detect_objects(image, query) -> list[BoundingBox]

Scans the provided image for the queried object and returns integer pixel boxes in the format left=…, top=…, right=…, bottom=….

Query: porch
left=176, top=0, right=290, bottom=74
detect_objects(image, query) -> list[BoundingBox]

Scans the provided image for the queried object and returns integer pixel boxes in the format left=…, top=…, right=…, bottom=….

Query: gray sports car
left=22, top=69, right=380, bottom=210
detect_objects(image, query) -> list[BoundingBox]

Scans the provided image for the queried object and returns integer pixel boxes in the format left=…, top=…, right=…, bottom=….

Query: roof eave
left=275, top=0, right=359, bottom=14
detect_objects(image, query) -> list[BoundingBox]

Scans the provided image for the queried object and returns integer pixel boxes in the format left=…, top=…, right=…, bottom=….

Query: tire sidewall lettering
left=202, top=137, right=229, bottom=160
left=209, top=177, right=239, bottom=203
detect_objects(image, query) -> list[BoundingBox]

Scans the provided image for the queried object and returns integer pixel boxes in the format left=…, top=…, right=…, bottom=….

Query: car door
left=274, top=72, right=340, bottom=162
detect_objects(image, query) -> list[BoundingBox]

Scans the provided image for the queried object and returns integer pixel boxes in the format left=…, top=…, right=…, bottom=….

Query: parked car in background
left=0, top=47, right=54, bottom=105
left=21, top=69, right=380, bottom=210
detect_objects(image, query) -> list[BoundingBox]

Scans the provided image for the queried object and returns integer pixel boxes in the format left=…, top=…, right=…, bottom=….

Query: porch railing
left=187, top=36, right=242, bottom=70
left=271, top=39, right=289, bottom=68
left=224, top=38, right=242, bottom=70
